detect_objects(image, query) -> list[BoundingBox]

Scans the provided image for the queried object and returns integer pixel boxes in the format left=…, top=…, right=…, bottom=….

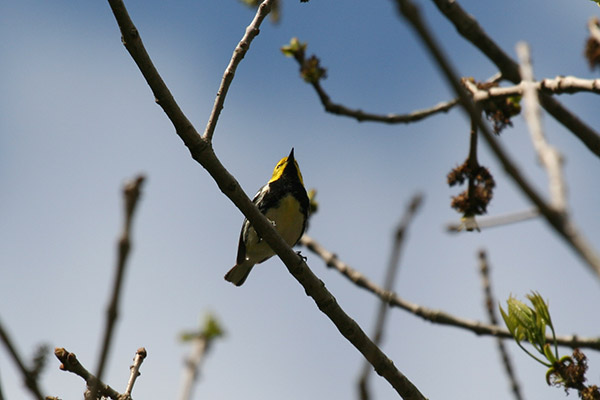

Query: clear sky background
left=1, top=1, right=600, bottom=399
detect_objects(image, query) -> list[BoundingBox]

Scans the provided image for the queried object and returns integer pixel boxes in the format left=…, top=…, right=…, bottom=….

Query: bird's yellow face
left=269, top=155, right=304, bottom=185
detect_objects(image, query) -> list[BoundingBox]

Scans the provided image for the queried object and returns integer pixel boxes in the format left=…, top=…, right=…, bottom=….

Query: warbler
left=225, top=148, right=309, bottom=286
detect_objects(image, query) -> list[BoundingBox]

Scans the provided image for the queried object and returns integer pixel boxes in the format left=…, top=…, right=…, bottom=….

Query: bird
left=225, top=148, right=309, bottom=286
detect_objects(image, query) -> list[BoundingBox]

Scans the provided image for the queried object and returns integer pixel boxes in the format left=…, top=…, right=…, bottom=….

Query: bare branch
left=430, top=0, right=600, bottom=158
left=94, top=175, right=146, bottom=391
left=203, top=0, right=274, bottom=141
left=478, top=251, right=524, bottom=400
left=517, top=42, right=567, bottom=212
left=312, top=78, right=460, bottom=123
left=124, top=347, right=147, bottom=397
left=106, top=0, right=203, bottom=151
left=0, top=320, right=45, bottom=400
left=54, top=348, right=122, bottom=400
left=465, top=76, right=600, bottom=101
left=300, top=234, right=600, bottom=350
left=107, top=2, right=426, bottom=398
left=358, top=194, right=423, bottom=400
left=284, top=39, right=461, bottom=123
left=446, top=208, right=539, bottom=232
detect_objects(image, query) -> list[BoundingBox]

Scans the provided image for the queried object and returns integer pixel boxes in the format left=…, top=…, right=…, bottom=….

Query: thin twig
left=203, top=0, right=273, bottom=141
left=107, top=2, right=426, bottom=398
left=300, top=234, right=600, bottom=350
left=446, top=208, right=539, bottom=232
left=54, top=348, right=122, bottom=400
left=312, top=77, right=460, bottom=123
left=478, top=250, right=524, bottom=400
left=0, top=320, right=45, bottom=400
left=94, top=175, right=145, bottom=393
left=124, top=347, right=147, bottom=397
left=358, top=194, right=423, bottom=400
left=517, top=42, right=567, bottom=212
left=430, top=0, right=600, bottom=158
left=393, top=0, right=600, bottom=279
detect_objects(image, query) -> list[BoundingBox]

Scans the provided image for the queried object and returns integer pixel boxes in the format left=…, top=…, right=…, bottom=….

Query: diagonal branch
left=106, top=1, right=426, bottom=398
left=0, top=320, right=45, bottom=400
left=203, top=0, right=273, bottom=142
left=358, top=194, right=423, bottom=400
left=478, top=251, right=524, bottom=400
left=300, top=234, right=600, bottom=351
left=430, top=0, right=600, bottom=158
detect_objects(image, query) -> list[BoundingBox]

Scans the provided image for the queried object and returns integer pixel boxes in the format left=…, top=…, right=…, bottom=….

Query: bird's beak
left=288, top=148, right=295, bottom=161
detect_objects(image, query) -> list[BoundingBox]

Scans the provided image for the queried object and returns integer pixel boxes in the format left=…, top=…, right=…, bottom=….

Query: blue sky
left=2, top=1, right=600, bottom=399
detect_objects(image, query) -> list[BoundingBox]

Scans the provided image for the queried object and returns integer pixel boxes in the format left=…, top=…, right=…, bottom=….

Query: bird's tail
left=224, top=261, right=254, bottom=286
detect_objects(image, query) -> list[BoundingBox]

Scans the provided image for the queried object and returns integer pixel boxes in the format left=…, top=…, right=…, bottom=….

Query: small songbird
left=225, top=148, right=309, bottom=286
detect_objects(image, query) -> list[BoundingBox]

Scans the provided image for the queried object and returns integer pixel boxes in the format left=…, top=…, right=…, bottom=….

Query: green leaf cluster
left=180, top=313, right=225, bottom=342
left=499, top=292, right=558, bottom=367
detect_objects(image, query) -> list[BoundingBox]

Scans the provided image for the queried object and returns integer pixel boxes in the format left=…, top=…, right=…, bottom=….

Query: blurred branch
left=446, top=208, right=539, bottom=232
left=179, top=314, right=224, bottom=400
left=107, top=1, right=427, bottom=399
left=517, top=42, right=567, bottom=212
left=0, top=320, right=45, bottom=400
left=54, top=348, right=126, bottom=400
left=94, top=175, right=146, bottom=392
left=478, top=251, right=524, bottom=400
left=300, top=234, right=600, bottom=351
left=358, top=194, right=423, bottom=400
left=393, top=0, right=600, bottom=279
left=430, top=0, right=600, bottom=158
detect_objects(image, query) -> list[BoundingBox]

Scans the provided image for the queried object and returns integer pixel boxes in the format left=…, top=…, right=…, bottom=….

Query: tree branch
left=465, top=76, right=600, bottom=101
left=106, top=1, right=426, bottom=398
left=312, top=77, right=460, bottom=123
left=203, top=0, right=273, bottom=141
left=430, top=0, right=600, bottom=158
left=299, top=234, right=600, bottom=350
left=0, top=320, right=45, bottom=400
left=358, top=194, right=423, bottom=400
left=94, top=174, right=145, bottom=391
left=517, top=42, right=567, bottom=212
left=54, top=347, right=126, bottom=400
left=446, top=208, right=539, bottom=232
left=478, top=250, right=524, bottom=400
left=124, top=347, right=147, bottom=397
